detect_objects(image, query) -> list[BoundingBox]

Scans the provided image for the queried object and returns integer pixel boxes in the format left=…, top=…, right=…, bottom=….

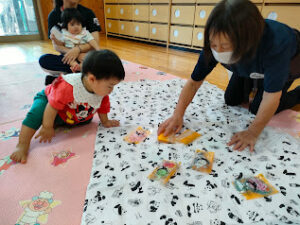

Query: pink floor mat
left=0, top=61, right=176, bottom=225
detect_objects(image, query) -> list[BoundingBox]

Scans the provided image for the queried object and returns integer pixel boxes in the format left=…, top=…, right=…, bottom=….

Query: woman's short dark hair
left=204, top=0, right=265, bottom=63
left=82, top=50, right=125, bottom=81
left=61, top=8, right=84, bottom=29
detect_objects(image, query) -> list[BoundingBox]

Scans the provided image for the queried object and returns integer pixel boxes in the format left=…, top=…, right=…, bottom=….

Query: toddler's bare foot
left=10, top=143, right=29, bottom=164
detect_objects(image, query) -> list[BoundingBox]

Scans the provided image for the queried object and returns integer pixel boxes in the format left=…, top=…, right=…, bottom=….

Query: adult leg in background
left=224, top=73, right=253, bottom=106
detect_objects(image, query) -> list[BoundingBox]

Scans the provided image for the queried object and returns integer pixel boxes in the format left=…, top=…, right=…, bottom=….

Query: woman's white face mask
left=211, top=48, right=234, bottom=64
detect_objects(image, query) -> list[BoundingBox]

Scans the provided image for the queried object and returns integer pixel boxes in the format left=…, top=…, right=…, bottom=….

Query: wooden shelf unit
left=104, top=0, right=300, bottom=50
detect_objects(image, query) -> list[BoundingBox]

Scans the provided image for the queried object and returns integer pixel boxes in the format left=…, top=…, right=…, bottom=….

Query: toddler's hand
left=102, top=120, right=120, bottom=128
left=35, top=126, right=55, bottom=143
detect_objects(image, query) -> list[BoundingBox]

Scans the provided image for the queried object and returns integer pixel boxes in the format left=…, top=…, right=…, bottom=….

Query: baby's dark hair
left=61, top=8, right=84, bottom=29
left=204, top=0, right=265, bottom=63
left=82, top=50, right=125, bottom=81
left=54, top=0, right=63, bottom=8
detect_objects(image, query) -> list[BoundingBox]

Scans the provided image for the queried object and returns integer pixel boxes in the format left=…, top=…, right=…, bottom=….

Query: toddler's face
left=91, top=77, right=121, bottom=96
left=68, top=19, right=82, bottom=35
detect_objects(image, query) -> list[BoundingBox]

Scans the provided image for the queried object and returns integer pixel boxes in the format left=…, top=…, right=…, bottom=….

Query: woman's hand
left=35, top=126, right=55, bottom=143
left=227, top=129, right=258, bottom=152
left=62, top=47, right=80, bottom=65
left=157, top=114, right=183, bottom=136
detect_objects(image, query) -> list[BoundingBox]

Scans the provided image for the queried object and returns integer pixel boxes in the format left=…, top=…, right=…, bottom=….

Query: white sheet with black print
left=81, top=79, right=300, bottom=225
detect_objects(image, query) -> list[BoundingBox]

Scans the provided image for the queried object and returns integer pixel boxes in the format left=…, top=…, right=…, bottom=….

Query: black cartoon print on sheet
left=81, top=79, right=300, bottom=225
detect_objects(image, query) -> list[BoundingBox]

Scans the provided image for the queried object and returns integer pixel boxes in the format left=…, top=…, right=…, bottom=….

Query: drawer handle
left=121, top=24, right=125, bottom=30
left=135, top=8, right=139, bottom=15
left=199, top=10, right=206, bottom=19
left=135, top=26, right=139, bottom=32
left=152, top=27, right=157, bottom=34
left=152, top=9, right=157, bottom=16
left=108, top=23, right=112, bottom=28
left=120, top=8, right=124, bottom=15
left=107, top=8, right=111, bottom=14
left=175, top=9, right=180, bottom=18
left=197, top=32, right=203, bottom=40
left=173, top=29, right=179, bottom=37
left=267, top=12, right=278, bottom=21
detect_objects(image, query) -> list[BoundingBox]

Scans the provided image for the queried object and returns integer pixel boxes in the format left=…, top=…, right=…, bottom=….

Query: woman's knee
left=224, top=92, right=243, bottom=106
left=39, top=54, right=49, bottom=69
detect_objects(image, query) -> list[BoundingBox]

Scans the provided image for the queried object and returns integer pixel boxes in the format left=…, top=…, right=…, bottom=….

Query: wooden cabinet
left=265, top=0, right=300, bottom=2
left=106, top=19, right=119, bottom=33
left=150, top=5, right=169, bottom=23
left=150, top=0, right=170, bottom=2
left=192, top=27, right=205, bottom=47
left=262, top=6, right=300, bottom=30
left=172, top=0, right=196, bottom=3
left=104, top=0, right=300, bottom=49
left=150, top=24, right=169, bottom=41
left=132, top=5, right=149, bottom=21
left=105, top=5, right=118, bottom=19
left=118, top=21, right=133, bottom=36
left=171, top=6, right=195, bottom=25
left=118, top=5, right=133, bottom=20
left=132, top=22, right=149, bottom=38
left=170, top=26, right=193, bottom=45
left=194, top=5, right=214, bottom=26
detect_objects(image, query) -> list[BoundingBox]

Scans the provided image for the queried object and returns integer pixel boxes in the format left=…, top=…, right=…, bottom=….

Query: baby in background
left=10, top=50, right=125, bottom=164
left=51, top=8, right=100, bottom=72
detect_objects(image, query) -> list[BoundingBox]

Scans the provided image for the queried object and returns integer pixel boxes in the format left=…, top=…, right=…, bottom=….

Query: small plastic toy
left=51, top=149, right=77, bottom=167
left=124, top=126, right=151, bottom=144
left=233, top=174, right=278, bottom=200
left=158, top=129, right=201, bottom=145
left=191, top=150, right=214, bottom=174
left=148, top=160, right=181, bottom=184
left=157, top=133, right=177, bottom=144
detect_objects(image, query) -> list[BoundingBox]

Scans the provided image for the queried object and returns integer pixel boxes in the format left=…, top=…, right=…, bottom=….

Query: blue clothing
left=191, top=19, right=299, bottom=93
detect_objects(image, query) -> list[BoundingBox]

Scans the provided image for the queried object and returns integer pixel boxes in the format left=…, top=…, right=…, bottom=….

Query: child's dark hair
left=61, top=8, right=84, bottom=29
left=82, top=50, right=125, bottom=81
left=55, top=0, right=63, bottom=8
left=204, top=0, right=265, bottom=63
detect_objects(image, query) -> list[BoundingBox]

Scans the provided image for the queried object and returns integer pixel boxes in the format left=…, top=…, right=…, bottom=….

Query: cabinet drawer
left=172, top=0, right=196, bottom=3
left=265, top=0, right=300, bottom=2
left=150, top=0, right=170, bottom=2
left=132, top=22, right=149, bottom=38
left=118, top=21, right=133, bottom=35
left=150, top=5, right=169, bottom=23
left=105, top=5, right=118, bottom=19
left=132, top=0, right=149, bottom=2
left=150, top=24, right=168, bottom=41
left=118, top=5, right=133, bottom=20
left=133, top=5, right=149, bottom=21
left=194, top=5, right=214, bottom=26
left=192, top=27, right=205, bottom=47
left=106, top=19, right=119, bottom=33
left=171, top=6, right=195, bottom=25
left=262, top=6, right=300, bottom=30
left=170, top=26, right=193, bottom=45
left=196, top=0, right=220, bottom=3
left=105, top=0, right=117, bottom=3
left=118, top=0, right=133, bottom=3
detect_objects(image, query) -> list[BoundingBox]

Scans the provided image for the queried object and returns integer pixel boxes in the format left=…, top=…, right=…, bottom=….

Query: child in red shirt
left=10, top=50, right=125, bottom=164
